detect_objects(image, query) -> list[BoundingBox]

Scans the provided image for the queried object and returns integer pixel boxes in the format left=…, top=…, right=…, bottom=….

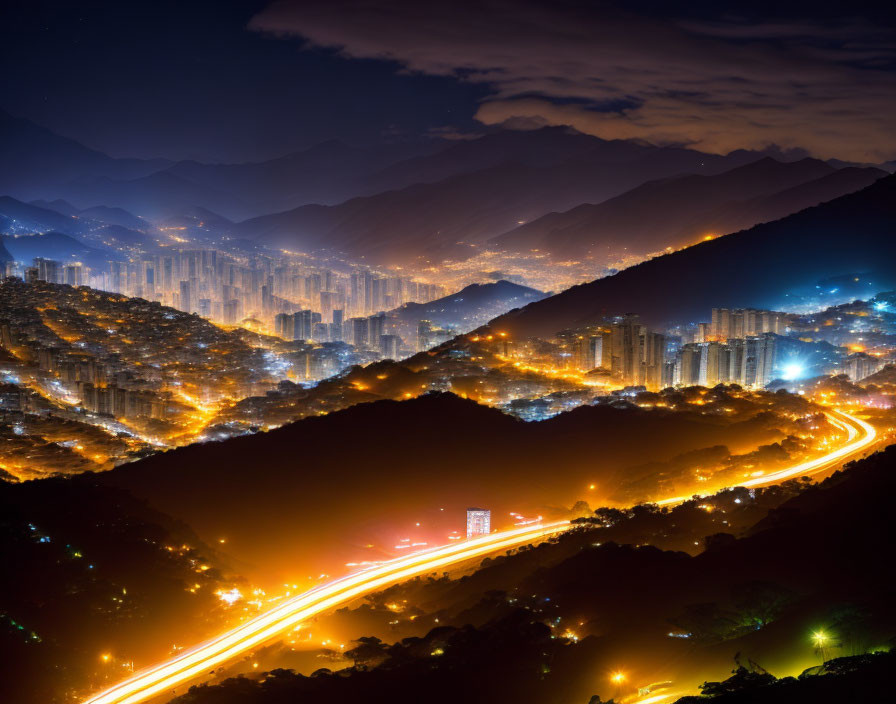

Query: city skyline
left=2, top=3, right=896, bottom=704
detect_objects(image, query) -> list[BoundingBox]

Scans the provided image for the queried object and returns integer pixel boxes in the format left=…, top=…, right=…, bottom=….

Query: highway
left=655, top=410, right=877, bottom=506
left=82, top=409, right=877, bottom=704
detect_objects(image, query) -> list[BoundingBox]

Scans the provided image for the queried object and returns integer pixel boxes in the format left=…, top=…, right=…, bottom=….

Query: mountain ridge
left=486, top=173, right=896, bottom=336
left=98, top=391, right=780, bottom=580
left=236, top=150, right=777, bottom=265
left=387, top=280, right=546, bottom=336
left=490, top=158, right=885, bottom=259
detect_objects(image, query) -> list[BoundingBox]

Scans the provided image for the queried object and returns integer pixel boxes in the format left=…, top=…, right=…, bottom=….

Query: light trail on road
left=82, top=409, right=877, bottom=704
left=84, top=521, right=570, bottom=704
left=655, top=410, right=877, bottom=506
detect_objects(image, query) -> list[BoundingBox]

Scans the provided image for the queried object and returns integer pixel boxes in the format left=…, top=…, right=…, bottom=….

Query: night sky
left=3, top=0, right=894, bottom=163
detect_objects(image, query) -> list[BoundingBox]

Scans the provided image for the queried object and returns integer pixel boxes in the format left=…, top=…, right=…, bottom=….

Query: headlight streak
left=83, top=410, right=876, bottom=704
left=655, top=410, right=876, bottom=507
left=84, top=521, right=569, bottom=704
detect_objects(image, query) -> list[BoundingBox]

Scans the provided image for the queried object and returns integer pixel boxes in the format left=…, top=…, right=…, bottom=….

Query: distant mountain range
left=0, top=194, right=155, bottom=235
left=0, top=110, right=170, bottom=199
left=4, top=109, right=893, bottom=267
left=0, top=231, right=112, bottom=270
left=23, top=199, right=153, bottom=235
left=0, top=195, right=159, bottom=261
left=487, top=173, right=896, bottom=336
left=0, top=195, right=84, bottom=235
left=161, top=139, right=440, bottom=216
left=359, top=126, right=759, bottom=192
left=234, top=135, right=781, bottom=265
left=0, top=109, right=437, bottom=220
left=491, top=158, right=887, bottom=260
left=387, top=280, right=545, bottom=337
left=0, top=196, right=176, bottom=269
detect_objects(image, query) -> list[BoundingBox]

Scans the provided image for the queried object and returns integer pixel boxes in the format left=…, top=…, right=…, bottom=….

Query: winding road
left=83, top=409, right=878, bottom=704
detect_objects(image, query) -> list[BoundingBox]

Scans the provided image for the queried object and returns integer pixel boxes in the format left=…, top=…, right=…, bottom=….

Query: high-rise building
left=698, top=341, right=723, bottom=386
left=843, top=352, right=883, bottom=381
left=640, top=331, right=666, bottom=387
left=710, top=308, right=731, bottom=340
left=727, top=338, right=746, bottom=382
left=661, top=361, right=676, bottom=388
left=709, top=308, right=790, bottom=341
left=675, top=344, right=701, bottom=386
left=34, top=258, right=61, bottom=284
left=319, top=291, right=335, bottom=322
left=611, top=316, right=641, bottom=384
left=368, top=313, right=386, bottom=348
left=293, top=309, right=314, bottom=340
left=466, top=508, right=491, bottom=539
left=330, top=308, right=344, bottom=342
left=565, top=330, right=610, bottom=371
left=179, top=280, right=192, bottom=313
left=417, top=319, right=434, bottom=353
left=609, top=316, right=665, bottom=388
left=760, top=311, right=785, bottom=335
left=350, top=317, right=369, bottom=348
left=742, top=334, right=776, bottom=387
left=223, top=299, right=241, bottom=324
left=675, top=333, right=776, bottom=388
left=274, top=312, right=294, bottom=339
left=380, top=334, right=401, bottom=359
left=695, top=322, right=710, bottom=343
left=754, top=334, right=777, bottom=387
left=63, top=262, right=88, bottom=287
left=591, top=331, right=612, bottom=369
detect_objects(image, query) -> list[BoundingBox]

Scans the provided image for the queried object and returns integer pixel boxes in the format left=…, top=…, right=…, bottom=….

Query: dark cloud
left=250, top=0, right=896, bottom=161
left=0, top=0, right=485, bottom=161
left=424, top=125, right=485, bottom=141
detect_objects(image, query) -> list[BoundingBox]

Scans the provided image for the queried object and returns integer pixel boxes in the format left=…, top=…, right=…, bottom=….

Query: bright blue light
left=873, top=301, right=890, bottom=312
left=782, top=363, right=804, bottom=381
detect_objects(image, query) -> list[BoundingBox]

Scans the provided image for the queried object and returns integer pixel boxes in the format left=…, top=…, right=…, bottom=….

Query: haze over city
left=2, top=2, right=896, bottom=704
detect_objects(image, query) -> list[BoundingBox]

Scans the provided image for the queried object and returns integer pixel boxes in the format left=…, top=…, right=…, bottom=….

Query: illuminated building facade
left=608, top=315, right=666, bottom=388
left=675, top=333, right=777, bottom=387
left=466, top=508, right=491, bottom=538
left=709, top=307, right=789, bottom=340
left=843, top=351, right=884, bottom=381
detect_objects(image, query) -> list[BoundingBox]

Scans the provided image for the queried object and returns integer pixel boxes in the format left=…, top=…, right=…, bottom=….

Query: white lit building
left=466, top=508, right=491, bottom=538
